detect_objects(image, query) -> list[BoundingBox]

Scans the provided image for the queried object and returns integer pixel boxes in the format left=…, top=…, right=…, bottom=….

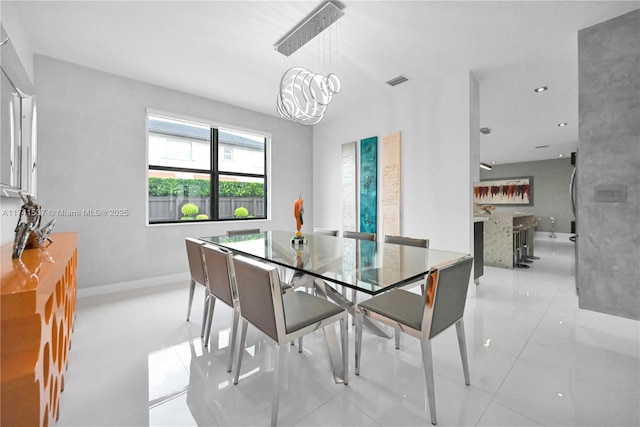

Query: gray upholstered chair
left=227, top=228, right=261, bottom=236
left=383, top=234, right=430, bottom=348
left=232, top=255, right=348, bottom=426
left=185, top=238, right=209, bottom=337
left=201, top=244, right=240, bottom=373
left=343, top=230, right=376, bottom=241
left=355, top=256, right=474, bottom=425
left=285, top=228, right=339, bottom=291
left=342, top=230, right=377, bottom=311
left=314, top=228, right=339, bottom=236
left=384, top=234, right=429, bottom=249
left=225, top=228, right=294, bottom=293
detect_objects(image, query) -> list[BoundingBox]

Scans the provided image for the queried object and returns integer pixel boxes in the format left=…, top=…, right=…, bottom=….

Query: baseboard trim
left=77, top=272, right=190, bottom=298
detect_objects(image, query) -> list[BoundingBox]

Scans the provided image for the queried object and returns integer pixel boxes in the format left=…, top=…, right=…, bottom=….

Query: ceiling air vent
left=386, top=75, right=409, bottom=87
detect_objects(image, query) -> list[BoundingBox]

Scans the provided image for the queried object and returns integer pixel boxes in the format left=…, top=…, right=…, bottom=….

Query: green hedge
left=149, top=177, right=264, bottom=197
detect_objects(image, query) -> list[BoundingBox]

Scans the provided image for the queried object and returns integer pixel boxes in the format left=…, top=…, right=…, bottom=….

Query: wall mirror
left=1, top=24, right=37, bottom=198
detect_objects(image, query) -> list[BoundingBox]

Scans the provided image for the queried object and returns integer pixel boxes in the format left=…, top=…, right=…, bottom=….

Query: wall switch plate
left=594, top=184, right=627, bottom=202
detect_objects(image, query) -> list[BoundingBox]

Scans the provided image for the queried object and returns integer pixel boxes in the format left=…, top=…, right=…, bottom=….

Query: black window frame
left=147, top=113, right=268, bottom=224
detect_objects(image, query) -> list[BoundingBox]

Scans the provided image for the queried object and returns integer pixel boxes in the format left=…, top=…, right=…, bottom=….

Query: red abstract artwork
left=474, top=177, right=533, bottom=205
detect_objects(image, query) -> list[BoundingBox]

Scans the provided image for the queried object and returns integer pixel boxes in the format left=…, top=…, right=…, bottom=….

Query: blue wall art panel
left=359, top=136, right=378, bottom=234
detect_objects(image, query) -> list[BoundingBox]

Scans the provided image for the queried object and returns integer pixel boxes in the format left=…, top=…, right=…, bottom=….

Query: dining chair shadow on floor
left=354, top=255, right=474, bottom=426
left=185, top=238, right=209, bottom=338
left=384, top=234, right=429, bottom=349
left=201, top=244, right=240, bottom=373
left=232, top=255, right=349, bottom=427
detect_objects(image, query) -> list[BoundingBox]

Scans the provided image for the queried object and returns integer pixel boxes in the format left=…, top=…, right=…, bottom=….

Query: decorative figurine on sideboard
left=291, top=194, right=307, bottom=247
left=12, top=192, right=56, bottom=258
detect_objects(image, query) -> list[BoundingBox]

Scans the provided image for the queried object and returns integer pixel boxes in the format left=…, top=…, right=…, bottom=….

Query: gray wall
left=577, top=9, right=639, bottom=320
left=0, top=8, right=34, bottom=244
left=27, top=55, right=313, bottom=290
left=480, top=158, right=574, bottom=233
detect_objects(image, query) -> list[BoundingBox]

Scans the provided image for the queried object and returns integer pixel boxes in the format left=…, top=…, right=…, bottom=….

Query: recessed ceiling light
left=558, top=154, right=564, bottom=158
left=479, top=127, right=491, bottom=135
left=534, top=86, right=548, bottom=93
left=558, top=122, right=568, bottom=127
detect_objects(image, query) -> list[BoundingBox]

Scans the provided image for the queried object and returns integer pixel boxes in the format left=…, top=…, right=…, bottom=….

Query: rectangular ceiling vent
left=535, top=145, right=550, bottom=149
left=386, top=75, right=409, bottom=87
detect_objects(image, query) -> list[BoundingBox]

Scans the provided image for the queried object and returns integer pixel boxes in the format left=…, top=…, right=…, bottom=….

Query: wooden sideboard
left=1, top=232, right=77, bottom=426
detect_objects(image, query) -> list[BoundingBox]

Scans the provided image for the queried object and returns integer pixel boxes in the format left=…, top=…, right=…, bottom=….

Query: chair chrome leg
left=201, top=294, right=211, bottom=340
left=323, top=322, right=347, bottom=384
left=290, top=337, right=304, bottom=353
left=341, top=317, right=349, bottom=385
left=227, top=308, right=240, bottom=373
left=351, top=288, right=357, bottom=326
left=203, top=296, right=216, bottom=347
left=271, top=344, right=287, bottom=427
left=395, top=329, right=401, bottom=349
left=233, top=320, right=249, bottom=385
left=314, top=278, right=391, bottom=338
left=420, top=338, right=437, bottom=425
left=354, top=309, right=363, bottom=376
left=186, top=279, right=196, bottom=321
left=455, top=319, right=470, bottom=386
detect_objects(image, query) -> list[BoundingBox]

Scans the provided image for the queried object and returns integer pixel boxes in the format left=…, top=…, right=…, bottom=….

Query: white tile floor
left=57, top=236, right=640, bottom=426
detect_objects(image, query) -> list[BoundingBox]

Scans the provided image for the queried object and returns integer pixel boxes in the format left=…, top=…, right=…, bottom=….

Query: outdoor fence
left=149, top=196, right=264, bottom=221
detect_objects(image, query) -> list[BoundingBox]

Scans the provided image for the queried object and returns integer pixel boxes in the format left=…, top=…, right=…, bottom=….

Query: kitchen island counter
left=476, top=212, right=535, bottom=269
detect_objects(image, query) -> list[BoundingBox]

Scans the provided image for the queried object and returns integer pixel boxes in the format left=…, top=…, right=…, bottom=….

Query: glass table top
left=199, top=230, right=468, bottom=295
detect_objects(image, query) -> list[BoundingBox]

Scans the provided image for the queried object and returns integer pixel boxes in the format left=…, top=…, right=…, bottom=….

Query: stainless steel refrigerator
left=570, top=152, right=577, bottom=295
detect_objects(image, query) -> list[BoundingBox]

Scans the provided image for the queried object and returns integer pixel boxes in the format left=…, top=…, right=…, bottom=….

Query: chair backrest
left=314, top=228, right=338, bottom=236
left=201, top=244, right=236, bottom=307
left=185, top=238, right=207, bottom=285
left=227, top=228, right=261, bottom=236
left=343, top=230, right=376, bottom=241
left=384, top=234, right=429, bottom=248
left=427, top=256, right=474, bottom=339
left=233, top=255, right=283, bottom=342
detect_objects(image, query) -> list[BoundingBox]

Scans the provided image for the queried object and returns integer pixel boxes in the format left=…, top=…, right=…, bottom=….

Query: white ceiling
left=8, top=1, right=639, bottom=165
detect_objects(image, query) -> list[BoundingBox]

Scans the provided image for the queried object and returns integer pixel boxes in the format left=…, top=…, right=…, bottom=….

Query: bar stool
left=523, top=218, right=540, bottom=261
left=520, top=221, right=534, bottom=265
left=513, top=224, right=530, bottom=269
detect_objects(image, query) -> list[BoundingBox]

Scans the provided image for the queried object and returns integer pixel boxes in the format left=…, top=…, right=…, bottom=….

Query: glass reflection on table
left=199, top=230, right=467, bottom=296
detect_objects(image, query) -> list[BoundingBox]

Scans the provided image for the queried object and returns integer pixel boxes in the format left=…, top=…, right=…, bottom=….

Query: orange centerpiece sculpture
left=292, top=196, right=307, bottom=246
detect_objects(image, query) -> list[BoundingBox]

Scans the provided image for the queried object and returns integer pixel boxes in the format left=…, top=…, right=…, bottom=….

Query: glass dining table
left=199, top=230, right=468, bottom=296
left=199, top=230, right=469, bottom=384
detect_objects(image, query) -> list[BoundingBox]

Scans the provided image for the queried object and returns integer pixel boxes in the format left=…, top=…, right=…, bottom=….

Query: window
left=147, top=113, right=267, bottom=223
left=222, top=146, right=233, bottom=162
